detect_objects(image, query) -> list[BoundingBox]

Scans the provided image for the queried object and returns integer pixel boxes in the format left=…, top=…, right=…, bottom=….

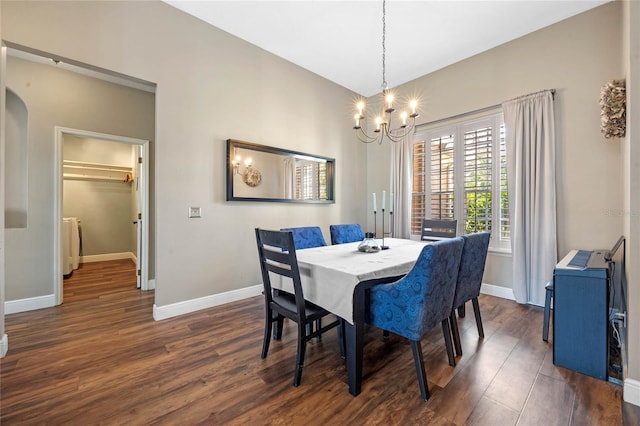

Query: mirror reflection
left=226, top=139, right=335, bottom=203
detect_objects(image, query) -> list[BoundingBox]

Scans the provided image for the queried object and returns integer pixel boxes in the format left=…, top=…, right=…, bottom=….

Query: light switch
left=189, top=207, right=202, bottom=218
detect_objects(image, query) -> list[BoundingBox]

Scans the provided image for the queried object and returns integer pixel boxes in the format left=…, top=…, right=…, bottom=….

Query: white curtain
left=390, top=135, right=412, bottom=239
left=283, top=157, right=295, bottom=199
left=502, top=90, right=557, bottom=306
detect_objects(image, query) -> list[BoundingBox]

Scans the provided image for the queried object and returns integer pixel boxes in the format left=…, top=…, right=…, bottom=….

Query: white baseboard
left=0, top=334, right=8, bottom=358
left=624, top=378, right=640, bottom=407
left=147, top=278, right=156, bottom=290
left=480, top=282, right=516, bottom=301
left=81, top=252, right=135, bottom=263
left=152, top=282, right=515, bottom=322
left=153, top=284, right=262, bottom=321
left=4, top=294, right=56, bottom=314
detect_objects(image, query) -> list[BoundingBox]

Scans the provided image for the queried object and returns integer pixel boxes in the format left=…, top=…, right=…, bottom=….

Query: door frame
left=54, top=126, right=150, bottom=305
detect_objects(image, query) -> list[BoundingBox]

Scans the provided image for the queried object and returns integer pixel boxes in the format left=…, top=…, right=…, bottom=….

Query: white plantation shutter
left=318, top=163, right=327, bottom=200
left=430, top=133, right=456, bottom=221
left=499, top=124, right=510, bottom=241
left=411, top=141, right=426, bottom=234
left=463, top=125, right=493, bottom=234
left=295, top=161, right=325, bottom=200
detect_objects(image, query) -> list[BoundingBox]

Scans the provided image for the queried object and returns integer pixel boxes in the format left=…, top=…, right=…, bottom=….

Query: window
left=412, top=112, right=509, bottom=250
left=295, top=160, right=327, bottom=200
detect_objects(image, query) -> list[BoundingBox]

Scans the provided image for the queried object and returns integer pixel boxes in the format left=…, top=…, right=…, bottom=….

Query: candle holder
left=381, top=208, right=389, bottom=250
left=373, top=211, right=377, bottom=238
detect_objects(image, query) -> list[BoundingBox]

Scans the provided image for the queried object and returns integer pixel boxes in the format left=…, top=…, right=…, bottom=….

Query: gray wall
left=0, top=1, right=365, bottom=309
left=622, top=0, right=640, bottom=394
left=1, top=0, right=6, bottom=350
left=63, top=135, right=137, bottom=257
left=3, top=55, right=155, bottom=301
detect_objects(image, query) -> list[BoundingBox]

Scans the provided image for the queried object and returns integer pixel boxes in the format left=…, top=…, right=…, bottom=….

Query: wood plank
left=466, top=396, right=520, bottom=426
left=518, top=374, right=574, bottom=426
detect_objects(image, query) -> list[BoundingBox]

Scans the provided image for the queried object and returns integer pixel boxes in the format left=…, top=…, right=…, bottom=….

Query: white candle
left=382, top=191, right=386, bottom=211
left=390, top=192, right=394, bottom=213
left=373, top=193, right=377, bottom=212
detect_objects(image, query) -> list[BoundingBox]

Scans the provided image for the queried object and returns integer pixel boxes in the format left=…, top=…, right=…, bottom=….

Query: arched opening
left=5, top=88, right=28, bottom=229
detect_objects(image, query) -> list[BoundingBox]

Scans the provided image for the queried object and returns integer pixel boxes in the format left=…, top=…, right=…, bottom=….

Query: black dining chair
left=449, top=232, right=491, bottom=357
left=329, top=224, right=365, bottom=245
left=255, top=228, right=342, bottom=387
left=420, top=219, right=458, bottom=242
left=280, top=226, right=328, bottom=339
left=366, top=237, right=465, bottom=400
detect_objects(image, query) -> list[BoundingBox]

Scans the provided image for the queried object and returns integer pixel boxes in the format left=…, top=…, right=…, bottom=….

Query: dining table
left=272, top=237, right=430, bottom=396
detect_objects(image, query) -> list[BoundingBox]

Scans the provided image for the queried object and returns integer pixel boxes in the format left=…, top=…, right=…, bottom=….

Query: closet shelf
left=63, top=160, right=133, bottom=183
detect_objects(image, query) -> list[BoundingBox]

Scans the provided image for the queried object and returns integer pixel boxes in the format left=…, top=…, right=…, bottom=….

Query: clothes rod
left=415, top=89, right=555, bottom=132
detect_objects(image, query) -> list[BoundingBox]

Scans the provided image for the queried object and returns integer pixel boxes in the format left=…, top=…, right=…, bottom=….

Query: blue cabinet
left=553, top=261, right=609, bottom=380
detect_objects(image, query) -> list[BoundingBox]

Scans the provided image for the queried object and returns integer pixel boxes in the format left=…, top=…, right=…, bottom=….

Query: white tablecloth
left=272, top=238, right=429, bottom=324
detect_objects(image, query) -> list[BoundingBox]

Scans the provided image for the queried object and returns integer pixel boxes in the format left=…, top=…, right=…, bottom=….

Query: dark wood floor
left=1, top=259, right=638, bottom=425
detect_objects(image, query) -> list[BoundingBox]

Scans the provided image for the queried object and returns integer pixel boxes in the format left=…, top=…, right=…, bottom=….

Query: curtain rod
left=415, top=89, right=555, bottom=132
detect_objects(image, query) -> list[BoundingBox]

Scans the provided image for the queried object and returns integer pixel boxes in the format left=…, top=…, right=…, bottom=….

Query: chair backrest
left=255, top=228, right=308, bottom=320
left=368, top=237, right=464, bottom=341
left=329, top=224, right=365, bottom=245
left=280, top=226, right=327, bottom=250
left=420, top=219, right=458, bottom=241
left=453, top=232, right=491, bottom=308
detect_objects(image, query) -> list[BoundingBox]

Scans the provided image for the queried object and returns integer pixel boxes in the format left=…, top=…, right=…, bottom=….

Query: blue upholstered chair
left=281, top=226, right=327, bottom=250
left=255, top=228, right=342, bottom=387
left=329, top=224, right=365, bottom=245
left=366, top=237, right=465, bottom=400
left=449, top=232, right=491, bottom=357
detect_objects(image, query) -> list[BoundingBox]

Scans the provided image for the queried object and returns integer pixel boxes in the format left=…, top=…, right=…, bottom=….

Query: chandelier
left=353, top=0, right=419, bottom=144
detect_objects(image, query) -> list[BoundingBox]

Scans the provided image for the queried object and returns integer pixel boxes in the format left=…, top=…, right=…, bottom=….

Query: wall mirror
left=226, top=139, right=335, bottom=203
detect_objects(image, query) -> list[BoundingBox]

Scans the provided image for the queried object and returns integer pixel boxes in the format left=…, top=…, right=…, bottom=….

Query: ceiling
left=164, top=0, right=611, bottom=97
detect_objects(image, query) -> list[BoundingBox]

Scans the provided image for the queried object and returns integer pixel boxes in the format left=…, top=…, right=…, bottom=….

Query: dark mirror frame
left=226, top=139, right=335, bottom=203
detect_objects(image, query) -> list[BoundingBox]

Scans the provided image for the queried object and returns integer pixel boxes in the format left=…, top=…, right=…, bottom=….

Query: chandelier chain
left=381, top=0, right=387, bottom=90
left=352, top=0, right=419, bottom=144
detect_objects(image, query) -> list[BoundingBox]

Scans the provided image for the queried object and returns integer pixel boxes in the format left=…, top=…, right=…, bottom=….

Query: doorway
left=54, top=127, right=150, bottom=305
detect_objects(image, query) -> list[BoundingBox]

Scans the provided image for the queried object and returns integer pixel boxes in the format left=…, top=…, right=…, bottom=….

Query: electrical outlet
left=189, top=207, right=202, bottom=218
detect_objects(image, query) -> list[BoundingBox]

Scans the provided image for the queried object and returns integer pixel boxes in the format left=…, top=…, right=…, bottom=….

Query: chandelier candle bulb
left=382, top=191, right=386, bottom=211
left=401, top=112, right=408, bottom=127
left=410, top=100, right=418, bottom=117
left=373, top=193, right=377, bottom=212
left=390, top=193, right=393, bottom=213
left=385, top=93, right=394, bottom=112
